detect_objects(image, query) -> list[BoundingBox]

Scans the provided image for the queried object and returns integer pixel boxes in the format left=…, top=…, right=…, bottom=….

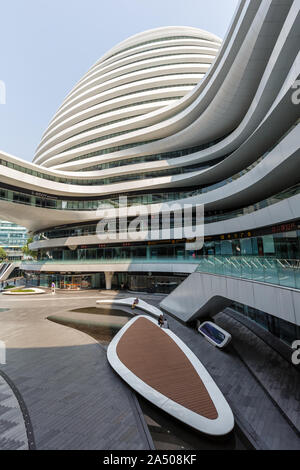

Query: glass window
left=240, top=238, right=253, bottom=255
left=220, top=240, right=233, bottom=255
left=263, top=235, right=275, bottom=255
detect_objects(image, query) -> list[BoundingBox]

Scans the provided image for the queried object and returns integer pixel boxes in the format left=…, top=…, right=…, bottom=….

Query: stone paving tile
left=159, top=311, right=300, bottom=450
left=0, top=294, right=153, bottom=450
left=0, top=376, right=28, bottom=450
left=2, top=290, right=299, bottom=450
left=215, top=312, right=300, bottom=432
left=0, top=437, right=26, bottom=450
left=100, top=291, right=300, bottom=450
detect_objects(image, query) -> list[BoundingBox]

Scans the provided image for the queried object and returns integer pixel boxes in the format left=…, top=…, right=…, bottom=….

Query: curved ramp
left=160, top=272, right=300, bottom=325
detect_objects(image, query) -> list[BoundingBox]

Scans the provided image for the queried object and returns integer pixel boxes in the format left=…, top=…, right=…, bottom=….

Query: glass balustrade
left=22, top=255, right=300, bottom=290
left=196, top=256, right=300, bottom=289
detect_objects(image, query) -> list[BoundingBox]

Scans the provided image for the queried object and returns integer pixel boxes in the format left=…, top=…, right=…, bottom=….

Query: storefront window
left=263, top=235, right=275, bottom=256
left=220, top=240, right=232, bottom=255
left=240, top=238, right=252, bottom=255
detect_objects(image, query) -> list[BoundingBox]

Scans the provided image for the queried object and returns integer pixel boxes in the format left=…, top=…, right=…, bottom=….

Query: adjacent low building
left=0, top=220, right=27, bottom=261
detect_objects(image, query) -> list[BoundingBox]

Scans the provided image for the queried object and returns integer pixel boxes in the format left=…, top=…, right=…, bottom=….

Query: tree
left=22, top=238, right=37, bottom=259
left=0, top=246, right=7, bottom=261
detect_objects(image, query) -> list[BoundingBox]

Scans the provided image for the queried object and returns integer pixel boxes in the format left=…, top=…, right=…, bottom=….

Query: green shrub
left=10, top=288, right=35, bottom=293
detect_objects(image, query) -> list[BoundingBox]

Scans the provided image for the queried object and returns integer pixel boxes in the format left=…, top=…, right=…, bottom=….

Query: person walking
left=51, top=281, right=56, bottom=295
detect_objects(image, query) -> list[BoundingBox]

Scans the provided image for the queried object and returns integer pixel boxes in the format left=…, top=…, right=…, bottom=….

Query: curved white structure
left=34, top=26, right=221, bottom=170
left=107, top=315, right=234, bottom=436
left=0, top=0, right=299, bottom=340
left=96, top=298, right=162, bottom=319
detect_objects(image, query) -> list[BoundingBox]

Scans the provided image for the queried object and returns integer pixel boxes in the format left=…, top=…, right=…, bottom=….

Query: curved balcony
left=20, top=257, right=201, bottom=275
left=20, top=255, right=300, bottom=291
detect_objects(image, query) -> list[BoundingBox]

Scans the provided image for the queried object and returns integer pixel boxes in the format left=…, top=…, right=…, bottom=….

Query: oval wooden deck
left=107, top=316, right=234, bottom=435
left=117, top=317, right=218, bottom=419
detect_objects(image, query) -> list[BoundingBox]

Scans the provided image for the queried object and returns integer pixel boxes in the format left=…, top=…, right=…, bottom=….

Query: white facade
left=0, top=0, right=299, bottom=326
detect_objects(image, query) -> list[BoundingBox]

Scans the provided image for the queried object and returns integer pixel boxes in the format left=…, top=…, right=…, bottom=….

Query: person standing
left=131, top=298, right=139, bottom=309
left=158, top=314, right=169, bottom=329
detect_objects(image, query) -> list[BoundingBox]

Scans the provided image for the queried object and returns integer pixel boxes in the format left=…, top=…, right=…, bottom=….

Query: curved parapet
left=160, top=271, right=300, bottom=326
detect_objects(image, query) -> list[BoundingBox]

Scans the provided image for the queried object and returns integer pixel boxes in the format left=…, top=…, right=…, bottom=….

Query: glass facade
left=26, top=272, right=101, bottom=290
left=201, top=226, right=300, bottom=259
left=15, top=132, right=227, bottom=181
left=36, top=241, right=200, bottom=263
left=25, top=221, right=300, bottom=291
left=24, top=270, right=186, bottom=293
left=1, top=177, right=297, bottom=220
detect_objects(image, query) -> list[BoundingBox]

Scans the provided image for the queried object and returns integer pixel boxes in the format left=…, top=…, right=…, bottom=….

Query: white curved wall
left=34, top=26, right=221, bottom=168
left=0, top=0, right=299, bottom=308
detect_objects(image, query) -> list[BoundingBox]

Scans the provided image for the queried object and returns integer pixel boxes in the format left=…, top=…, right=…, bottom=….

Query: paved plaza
left=0, top=289, right=299, bottom=450
left=0, top=290, right=154, bottom=450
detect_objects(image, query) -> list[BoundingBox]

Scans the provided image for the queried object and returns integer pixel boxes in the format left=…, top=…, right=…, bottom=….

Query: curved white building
left=0, top=0, right=299, bottom=346
left=34, top=26, right=221, bottom=171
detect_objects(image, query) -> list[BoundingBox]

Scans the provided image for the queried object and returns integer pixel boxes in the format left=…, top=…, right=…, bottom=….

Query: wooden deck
left=116, top=317, right=218, bottom=420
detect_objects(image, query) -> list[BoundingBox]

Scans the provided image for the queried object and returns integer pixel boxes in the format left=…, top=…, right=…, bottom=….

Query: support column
left=104, top=271, right=114, bottom=290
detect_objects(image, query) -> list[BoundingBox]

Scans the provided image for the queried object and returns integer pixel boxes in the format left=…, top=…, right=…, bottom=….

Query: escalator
left=0, top=263, right=21, bottom=282
left=0, top=263, right=9, bottom=278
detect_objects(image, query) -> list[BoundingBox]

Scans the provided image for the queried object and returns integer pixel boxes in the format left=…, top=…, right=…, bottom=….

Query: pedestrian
left=131, top=298, right=139, bottom=309
left=51, top=281, right=56, bottom=295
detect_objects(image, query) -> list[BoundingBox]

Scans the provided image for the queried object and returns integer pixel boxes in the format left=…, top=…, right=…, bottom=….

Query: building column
left=104, top=271, right=114, bottom=290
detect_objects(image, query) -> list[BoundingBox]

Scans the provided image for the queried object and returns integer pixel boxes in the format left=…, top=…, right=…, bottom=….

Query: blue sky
left=0, top=0, right=239, bottom=162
